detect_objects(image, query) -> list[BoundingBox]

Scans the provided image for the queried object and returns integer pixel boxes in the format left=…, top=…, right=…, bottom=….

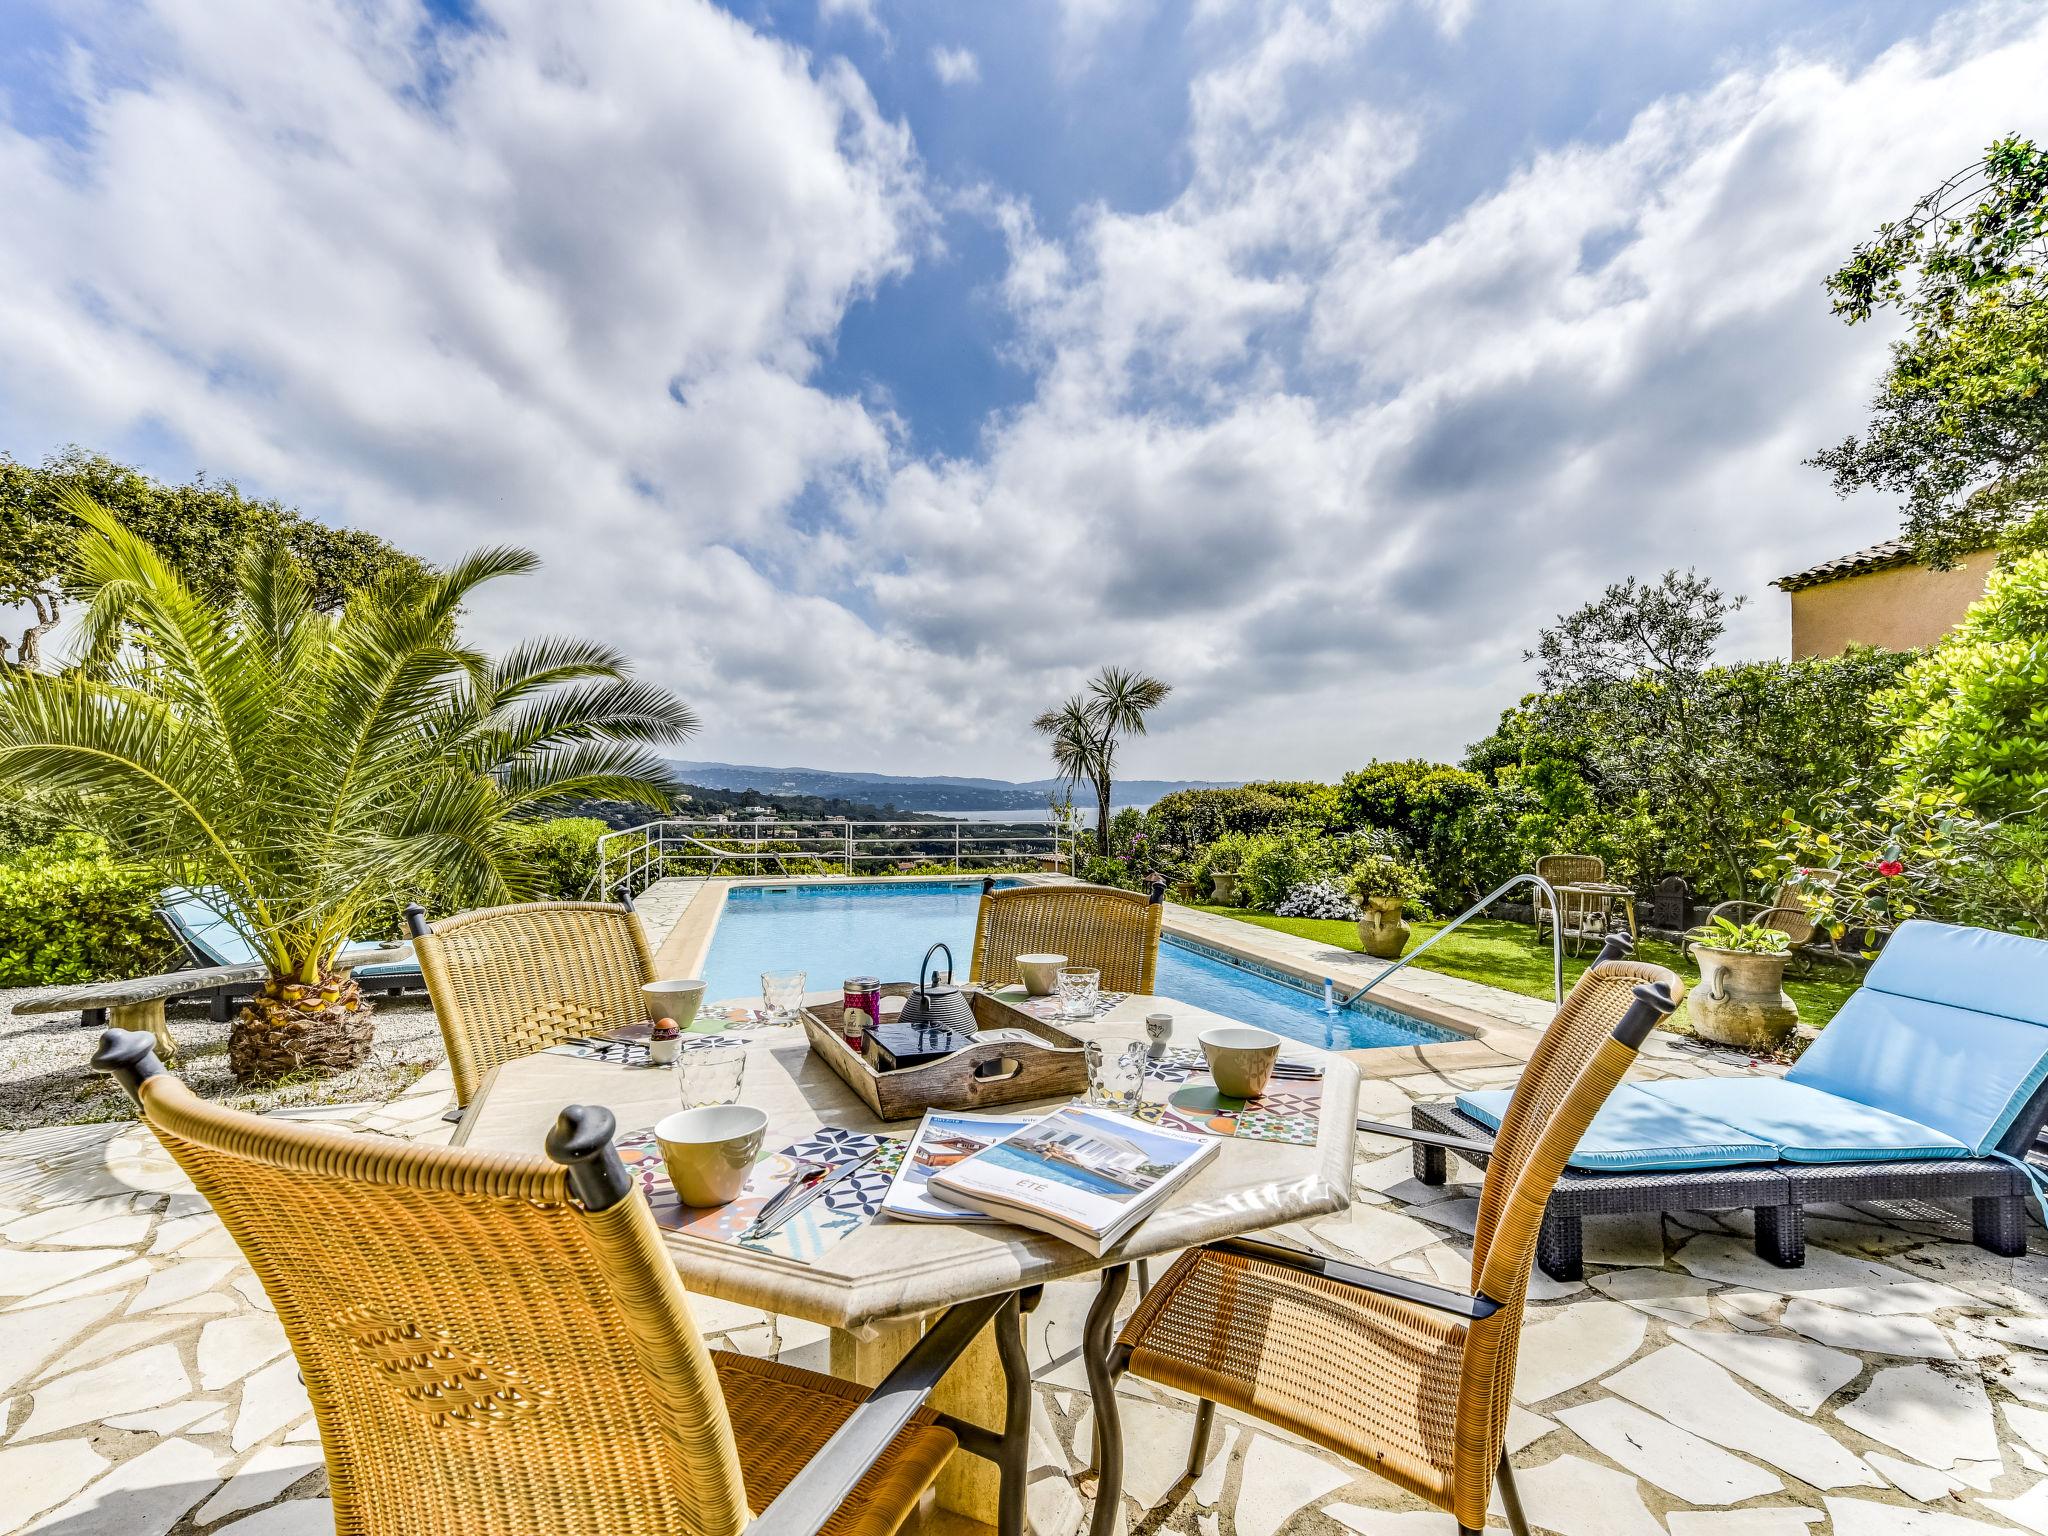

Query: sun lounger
left=159, top=887, right=422, bottom=1019
left=1397, top=920, right=2048, bottom=1277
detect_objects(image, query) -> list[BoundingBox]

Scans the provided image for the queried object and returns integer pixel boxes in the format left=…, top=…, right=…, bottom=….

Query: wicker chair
left=1532, top=854, right=1633, bottom=954
left=1703, top=869, right=1853, bottom=970
left=968, top=878, right=1165, bottom=995
left=408, top=900, right=659, bottom=1106
left=92, top=1029, right=1033, bottom=1536
left=1103, top=953, right=1681, bottom=1536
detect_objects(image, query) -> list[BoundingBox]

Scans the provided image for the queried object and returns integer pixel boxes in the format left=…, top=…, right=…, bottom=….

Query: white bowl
left=643, top=978, right=708, bottom=1030
left=1197, top=1026, right=1283, bottom=1098
left=1016, top=953, right=1068, bottom=997
left=655, top=1105, right=767, bottom=1207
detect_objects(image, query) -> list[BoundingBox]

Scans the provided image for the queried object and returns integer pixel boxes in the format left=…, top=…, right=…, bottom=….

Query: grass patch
left=1189, top=907, right=1858, bottom=1028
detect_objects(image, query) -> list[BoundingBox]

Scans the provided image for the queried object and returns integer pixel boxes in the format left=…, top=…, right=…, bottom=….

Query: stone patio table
left=456, top=990, right=1360, bottom=1534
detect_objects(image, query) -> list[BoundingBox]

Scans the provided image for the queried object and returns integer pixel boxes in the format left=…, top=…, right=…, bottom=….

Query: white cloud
left=3, top=0, right=2046, bottom=783
left=852, top=0, right=2048, bottom=778
left=0, top=0, right=936, bottom=753
left=930, top=45, right=980, bottom=86
left=819, top=0, right=886, bottom=39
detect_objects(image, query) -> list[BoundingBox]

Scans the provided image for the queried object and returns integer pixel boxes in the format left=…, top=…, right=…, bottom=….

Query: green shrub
left=1882, top=551, right=2048, bottom=816
left=1347, top=857, right=1430, bottom=909
left=1147, top=784, right=1329, bottom=853
left=0, top=835, right=180, bottom=986
left=1335, top=760, right=1498, bottom=906
left=507, top=817, right=608, bottom=898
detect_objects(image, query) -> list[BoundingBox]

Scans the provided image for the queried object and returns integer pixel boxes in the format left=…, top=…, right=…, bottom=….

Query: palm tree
left=0, top=494, right=696, bottom=1080
left=1033, top=666, right=1171, bottom=859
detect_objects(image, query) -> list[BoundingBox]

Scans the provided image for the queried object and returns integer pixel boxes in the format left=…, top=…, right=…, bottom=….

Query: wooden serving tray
left=800, top=985, right=1090, bottom=1120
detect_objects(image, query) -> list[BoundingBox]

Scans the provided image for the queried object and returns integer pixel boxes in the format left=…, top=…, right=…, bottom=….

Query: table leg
left=1085, top=1265, right=1131, bottom=1536
left=112, top=999, right=175, bottom=1064
left=829, top=1315, right=1011, bottom=1528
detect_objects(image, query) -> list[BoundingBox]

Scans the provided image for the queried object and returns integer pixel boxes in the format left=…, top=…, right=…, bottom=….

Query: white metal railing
left=595, top=818, right=1076, bottom=898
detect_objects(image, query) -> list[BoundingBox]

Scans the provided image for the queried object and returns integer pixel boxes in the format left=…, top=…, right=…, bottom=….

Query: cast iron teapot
left=896, top=942, right=978, bottom=1034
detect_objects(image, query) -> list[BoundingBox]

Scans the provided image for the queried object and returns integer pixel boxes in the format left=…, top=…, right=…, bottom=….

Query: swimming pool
left=695, top=879, right=1462, bottom=1053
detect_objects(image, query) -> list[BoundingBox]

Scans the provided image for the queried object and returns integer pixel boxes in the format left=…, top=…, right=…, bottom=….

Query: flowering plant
left=1275, top=879, right=1360, bottom=921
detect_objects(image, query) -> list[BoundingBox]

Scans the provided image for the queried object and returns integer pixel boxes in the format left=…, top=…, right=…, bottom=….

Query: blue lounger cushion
left=162, top=889, right=263, bottom=967
left=1785, top=921, right=2048, bottom=1156
left=1638, top=1078, right=1965, bottom=1163
left=165, top=887, right=411, bottom=984
left=1456, top=1086, right=1779, bottom=1171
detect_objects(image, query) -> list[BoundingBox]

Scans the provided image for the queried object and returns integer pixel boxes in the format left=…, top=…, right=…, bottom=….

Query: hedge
left=0, top=838, right=180, bottom=987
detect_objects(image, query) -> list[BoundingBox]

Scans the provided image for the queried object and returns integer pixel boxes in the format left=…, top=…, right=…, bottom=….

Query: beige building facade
left=1774, top=540, right=1996, bottom=658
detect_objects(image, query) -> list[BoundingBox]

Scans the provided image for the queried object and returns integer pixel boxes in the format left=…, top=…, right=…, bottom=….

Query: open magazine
left=880, top=1111, right=1038, bottom=1223
left=925, top=1104, right=1220, bottom=1257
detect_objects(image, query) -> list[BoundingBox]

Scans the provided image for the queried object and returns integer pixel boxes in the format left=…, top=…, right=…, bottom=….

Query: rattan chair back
left=1451, top=958, right=1682, bottom=1517
left=127, top=1072, right=750, bottom=1536
left=969, top=882, right=1163, bottom=994
left=413, top=901, right=658, bottom=1105
left=1770, top=869, right=1841, bottom=946
left=1534, top=853, right=1605, bottom=888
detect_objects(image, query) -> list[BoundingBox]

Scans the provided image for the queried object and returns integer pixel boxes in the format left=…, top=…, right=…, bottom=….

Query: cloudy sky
left=1, top=1, right=2043, bottom=784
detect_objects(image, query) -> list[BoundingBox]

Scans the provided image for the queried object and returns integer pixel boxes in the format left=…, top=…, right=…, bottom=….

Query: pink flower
left=1877, top=859, right=1905, bottom=878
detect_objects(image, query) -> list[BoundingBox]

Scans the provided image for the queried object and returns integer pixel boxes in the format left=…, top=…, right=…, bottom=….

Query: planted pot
left=1689, top=946, right=1799, bottom=1052
left=1357, top=895, right=1410, bottom=960
left=1209, top=870, right=1240, bottom=906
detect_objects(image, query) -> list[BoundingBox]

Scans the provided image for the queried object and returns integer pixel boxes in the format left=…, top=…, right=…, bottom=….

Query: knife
left=742, top=1146, right=882, bottom=1241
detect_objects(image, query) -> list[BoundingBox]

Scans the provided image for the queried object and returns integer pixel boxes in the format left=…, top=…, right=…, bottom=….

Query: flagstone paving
left=8, top=1027, right=2048, bottom=1534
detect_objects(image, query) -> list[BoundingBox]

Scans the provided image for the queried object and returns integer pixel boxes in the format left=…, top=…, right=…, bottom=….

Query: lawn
left=1189, top=907, right=1857, bottom=1028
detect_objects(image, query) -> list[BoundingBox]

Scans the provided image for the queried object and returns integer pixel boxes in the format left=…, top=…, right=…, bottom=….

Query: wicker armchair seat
left=715, top=1353, right=956, bottom=1536
left=1122, top=1247, right=1465, bottom=1506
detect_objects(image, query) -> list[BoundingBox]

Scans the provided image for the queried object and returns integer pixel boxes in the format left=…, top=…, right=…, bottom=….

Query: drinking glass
left=1085, top=1040, right=1148, bottom=1113
left=1054, top=965, right=1101, bottom=1021
left=760, top=969, right=808, bottom=1023
left=679, top=1044, right=748, bottom=1107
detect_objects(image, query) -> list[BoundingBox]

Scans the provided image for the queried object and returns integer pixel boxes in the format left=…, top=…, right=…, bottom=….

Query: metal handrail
left=1340, top=874, right=1564, bottom=1011
left=595, top=816, right=1075, bottom=893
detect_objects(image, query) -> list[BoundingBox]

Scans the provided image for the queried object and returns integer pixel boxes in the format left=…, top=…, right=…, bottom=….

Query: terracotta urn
left=1689, top=946, right=1799, bottom=1052
left=1358, top=895, right=1410, bottom=960
left=1209, top=870, right=1240, bottom=906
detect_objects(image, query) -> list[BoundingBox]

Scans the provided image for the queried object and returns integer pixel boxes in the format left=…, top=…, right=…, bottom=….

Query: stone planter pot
left=1209, top=870, right=1240, bottom=906
left=1357, top=896, right=1411, bottom=960
left=1689, top=945, right=1799, bottom=1052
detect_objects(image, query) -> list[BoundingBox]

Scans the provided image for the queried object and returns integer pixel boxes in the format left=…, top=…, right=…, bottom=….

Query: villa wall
left=1788, top=548, right=1997, bottom=657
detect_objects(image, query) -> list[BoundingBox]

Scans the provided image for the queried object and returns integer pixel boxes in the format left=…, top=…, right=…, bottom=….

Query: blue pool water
left=696, top=879, right=1460, bottom=1052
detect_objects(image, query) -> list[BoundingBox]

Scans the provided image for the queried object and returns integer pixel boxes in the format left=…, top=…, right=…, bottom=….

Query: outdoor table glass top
left=457, top=992, right=1359, bottom=1331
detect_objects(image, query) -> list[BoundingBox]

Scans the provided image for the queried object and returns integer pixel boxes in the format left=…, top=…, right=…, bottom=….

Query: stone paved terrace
left=9, top=1014, right=2048, bottom=1536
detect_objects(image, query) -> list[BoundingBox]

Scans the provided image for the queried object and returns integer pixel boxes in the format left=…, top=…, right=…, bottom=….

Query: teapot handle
left=920, top=941, right=956, bottom=990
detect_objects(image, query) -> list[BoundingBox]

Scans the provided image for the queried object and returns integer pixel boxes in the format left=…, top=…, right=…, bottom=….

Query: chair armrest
left=1214, top=1236, right=1501, bottom=1321
left=745, top=1293, right=1008, bottom=1536
left=1700, top=900, right=1764, bottom=929
left=1357, top=1118, right=1495, bottom=1160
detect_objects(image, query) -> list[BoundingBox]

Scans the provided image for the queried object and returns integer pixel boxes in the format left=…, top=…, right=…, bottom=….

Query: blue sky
left=0, top=1, right=2042, bottom=779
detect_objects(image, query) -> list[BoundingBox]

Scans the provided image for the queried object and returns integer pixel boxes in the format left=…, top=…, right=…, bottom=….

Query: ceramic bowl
left=643, top=978, right=708, bottom=1032
left=1016, top=953, right=1068, bottom=997
left=655, top=1104, right=767, bottom=1207
left=1198, top=1025, right=1282, bottom=1099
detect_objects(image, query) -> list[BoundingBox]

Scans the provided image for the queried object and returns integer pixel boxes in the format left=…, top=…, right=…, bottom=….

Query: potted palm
left=1347, top=858, right=1428, bottom=959
left=1687, top=917, right=1798, bottom=1051
left=0, top=496, right=695, bottom=1080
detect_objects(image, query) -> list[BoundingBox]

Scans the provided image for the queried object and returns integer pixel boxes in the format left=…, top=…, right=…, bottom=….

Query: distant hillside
left=667, top=760, right=1237, bottom=813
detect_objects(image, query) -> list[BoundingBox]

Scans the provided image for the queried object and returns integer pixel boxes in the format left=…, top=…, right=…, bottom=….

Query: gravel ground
left=1, top=985, right=448, bottom=1130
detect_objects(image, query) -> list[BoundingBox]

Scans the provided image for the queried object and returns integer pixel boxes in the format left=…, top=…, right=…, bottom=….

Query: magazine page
left=929, top=1104, right=1217, bottom=1243
left=881, top=1111, right=1038, bottom=1223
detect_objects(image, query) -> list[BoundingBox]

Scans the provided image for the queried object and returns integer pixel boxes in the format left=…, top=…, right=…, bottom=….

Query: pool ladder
left=1337, top=874, right=1564, bottom=1012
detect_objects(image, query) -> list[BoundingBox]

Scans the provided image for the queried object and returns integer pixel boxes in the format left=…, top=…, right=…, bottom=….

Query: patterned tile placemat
left=1005, top=990, right=1131, bottom=1023
left=615, top=1127, right=907, bottom=1264
left=542, top=1033, right=747, bottom=1066
left=1138, top=1074, right=1325, bottom=1146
